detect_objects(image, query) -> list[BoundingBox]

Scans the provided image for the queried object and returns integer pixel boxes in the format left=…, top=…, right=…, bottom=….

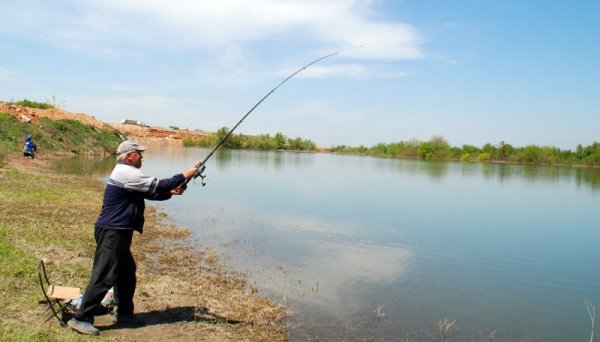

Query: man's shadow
left=99, top=306, right=244, bottom=331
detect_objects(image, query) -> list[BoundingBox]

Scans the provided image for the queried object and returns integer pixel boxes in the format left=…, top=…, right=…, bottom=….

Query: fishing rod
left=185, top=48, right=352, bottom=187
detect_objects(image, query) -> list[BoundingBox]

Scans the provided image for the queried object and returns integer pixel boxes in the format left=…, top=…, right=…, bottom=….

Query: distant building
left=168, top=126, right=180, bottom=130
left=121, top=119, right=148, bottom=127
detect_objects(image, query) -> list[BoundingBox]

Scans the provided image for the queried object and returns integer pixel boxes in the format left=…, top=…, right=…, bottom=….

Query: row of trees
left=183, top=127, right=316, bottom=151
left=331, top=136, right=600, bottom=167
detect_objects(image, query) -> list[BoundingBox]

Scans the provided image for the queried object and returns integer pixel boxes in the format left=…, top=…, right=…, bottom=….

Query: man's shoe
left=112, top=312, right=146, bottom=326
left=67, top=318, right=99, bottom=335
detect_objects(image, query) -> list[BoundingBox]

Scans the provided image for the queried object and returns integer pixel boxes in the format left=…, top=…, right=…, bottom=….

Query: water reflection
left=575, top=166, right=600, bottom=190
left=475, top=162, right=600, bottom=191
left=276, top=239, right=414, bottom=309
left=420, top=160, right=448, bottom=180
left=371, top=157, right=449, bottom=181
left=192, top=206, right=415, bottom=316
left=372, top=156, right=600, bottom=191
left=52, top=155, right=115, bottom=176
left=211, top=148, right=313, bottom=171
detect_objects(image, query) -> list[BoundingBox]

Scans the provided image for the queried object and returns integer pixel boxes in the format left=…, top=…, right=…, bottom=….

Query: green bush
left=12, top=99, right=54, bottom=109
left=477, top=152, right=492, bottom=162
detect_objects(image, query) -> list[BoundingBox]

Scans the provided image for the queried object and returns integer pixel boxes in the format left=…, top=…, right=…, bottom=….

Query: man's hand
left=182, top=162, right=202, bottom=179
left=170, top=184, right=186, bottom=195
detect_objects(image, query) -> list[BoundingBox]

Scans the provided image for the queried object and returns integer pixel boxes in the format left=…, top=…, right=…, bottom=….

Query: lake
left=54, top=146, right=600, bottom=341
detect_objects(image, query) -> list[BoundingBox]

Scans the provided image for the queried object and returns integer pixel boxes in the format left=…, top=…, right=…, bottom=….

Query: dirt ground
left=6, top=154, right=290, bottom=341
left=0, top=102, right=106, bottom=128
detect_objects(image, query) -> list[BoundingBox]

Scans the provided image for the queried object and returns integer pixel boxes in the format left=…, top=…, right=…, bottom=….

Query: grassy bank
left=0, top=157, right=289, bottom=341
left=0, top=112, right=124, bottom=166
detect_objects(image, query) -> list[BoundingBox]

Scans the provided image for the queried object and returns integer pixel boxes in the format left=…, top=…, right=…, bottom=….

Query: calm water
left=55, top=147, right=600, bottom=341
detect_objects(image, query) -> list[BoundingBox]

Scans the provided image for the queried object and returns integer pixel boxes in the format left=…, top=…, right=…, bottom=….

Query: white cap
left=117, top=140, right=147, bottom=156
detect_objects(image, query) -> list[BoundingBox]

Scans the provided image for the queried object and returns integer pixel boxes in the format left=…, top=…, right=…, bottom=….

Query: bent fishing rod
left=184, top=48, right=351, bottom=187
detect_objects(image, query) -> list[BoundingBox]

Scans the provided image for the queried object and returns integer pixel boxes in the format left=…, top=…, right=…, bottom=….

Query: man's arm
left=142, top=162, right=200, bottom=200
left=143, top=174, right=185, bottom=201
left=120, top=163, right=200, bottom=200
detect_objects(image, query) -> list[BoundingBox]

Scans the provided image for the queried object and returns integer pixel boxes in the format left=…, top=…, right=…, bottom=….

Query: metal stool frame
left=37, top=260, right=80, bottom=326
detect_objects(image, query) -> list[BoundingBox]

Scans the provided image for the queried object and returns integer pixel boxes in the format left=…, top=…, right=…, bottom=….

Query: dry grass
left=0, top=152, right=290, bottom=341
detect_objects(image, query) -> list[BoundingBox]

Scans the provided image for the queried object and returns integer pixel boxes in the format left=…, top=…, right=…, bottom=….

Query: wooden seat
left=46, top=284, right=80, bottom=300
left=37, top=260, right=81, bottom=326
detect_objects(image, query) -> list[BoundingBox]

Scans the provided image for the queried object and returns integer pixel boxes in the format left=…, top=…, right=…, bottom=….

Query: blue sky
left=1, top=1, right=598, bottom=149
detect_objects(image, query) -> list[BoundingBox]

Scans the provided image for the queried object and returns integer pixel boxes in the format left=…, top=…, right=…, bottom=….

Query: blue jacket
left=95, top=163, right=184, bottom=233
left=23, top=135, right=36, bottom=153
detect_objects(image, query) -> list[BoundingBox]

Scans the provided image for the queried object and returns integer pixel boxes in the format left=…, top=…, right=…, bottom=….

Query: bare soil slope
left=1, top=102, right=211, bottom=142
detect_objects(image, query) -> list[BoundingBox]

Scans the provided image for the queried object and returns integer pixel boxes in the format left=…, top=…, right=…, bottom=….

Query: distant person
left=23, top=134, right=37, bottom=159
left=67, top=140, right=200, bottom=336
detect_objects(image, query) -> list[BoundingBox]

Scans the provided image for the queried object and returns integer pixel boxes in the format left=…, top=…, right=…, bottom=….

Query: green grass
left=11, top=99, right=55, bottom=110
left=0, top=168, right=102, bottom=341
left=0, top=112, right=34, bottom=160
left=35, top=118, right=123, bottom=154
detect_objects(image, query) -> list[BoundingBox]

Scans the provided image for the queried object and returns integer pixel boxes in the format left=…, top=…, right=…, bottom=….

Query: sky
left=1, top=0, right=598, bottom=149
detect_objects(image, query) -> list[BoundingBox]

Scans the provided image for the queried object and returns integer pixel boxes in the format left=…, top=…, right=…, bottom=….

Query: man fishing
left=68, top=140, right=200, bottom=335
left=67, top=49, right=345, bottom=336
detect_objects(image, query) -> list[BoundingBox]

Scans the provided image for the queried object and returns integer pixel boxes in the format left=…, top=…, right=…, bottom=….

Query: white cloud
left=295, top=63, right=368, bottom=78
left=291, top=62, right=411, bottom=79
left=1, top=1, right=423, bottom=60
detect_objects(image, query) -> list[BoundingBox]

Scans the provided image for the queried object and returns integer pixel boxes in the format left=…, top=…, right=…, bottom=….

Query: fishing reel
left=193, top=164, right=207, bottom=186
